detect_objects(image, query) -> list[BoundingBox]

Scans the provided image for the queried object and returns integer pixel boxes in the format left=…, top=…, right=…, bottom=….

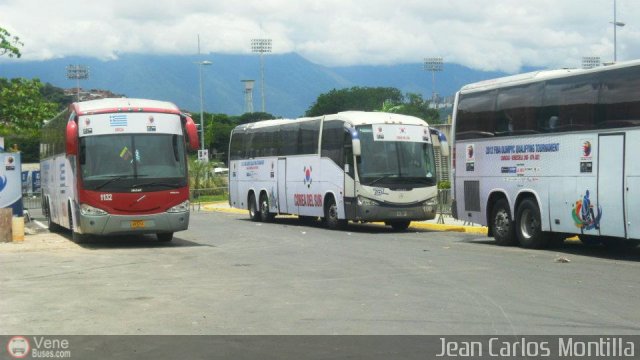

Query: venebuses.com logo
left=5, top=336, right=71, bottom=359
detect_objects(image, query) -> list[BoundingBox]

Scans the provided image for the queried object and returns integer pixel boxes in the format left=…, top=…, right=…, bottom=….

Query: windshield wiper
left=94, top=176, right=127, bottom=190
left=131, top=181, right=181, bottom=189
left=367, top=175, right=396, bottom=186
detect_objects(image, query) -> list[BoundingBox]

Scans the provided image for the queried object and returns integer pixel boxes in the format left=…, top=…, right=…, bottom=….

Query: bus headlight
left=358, top=196, right=379, bottom=207
left=80, top=203, right=108, bottom=216
left=167, top=200, right=190, bottom=213
left=423, top=197, right=437, bottom=212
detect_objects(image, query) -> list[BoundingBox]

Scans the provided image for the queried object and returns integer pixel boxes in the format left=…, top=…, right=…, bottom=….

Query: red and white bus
left=40, top=98, right=199, bottom=242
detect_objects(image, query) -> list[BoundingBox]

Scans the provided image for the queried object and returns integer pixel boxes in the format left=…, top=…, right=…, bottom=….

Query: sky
left=1, top=0, right=639, bottom=73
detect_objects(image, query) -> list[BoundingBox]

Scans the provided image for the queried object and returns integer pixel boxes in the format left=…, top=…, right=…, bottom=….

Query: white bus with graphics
left=228, top=111, right=448, bottom=231
left=451, top=60, right=640, bottom=248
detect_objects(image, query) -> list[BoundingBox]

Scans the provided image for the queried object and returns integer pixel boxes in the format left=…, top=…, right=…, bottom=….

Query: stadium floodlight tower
left=611, top=0, right=625, bottom=62
left=241, top=80, right=255, bottom=114
left=424, top=57, right=443, bottom=107
left=582, top=56, right=601, bottom=69
left=66, top=64, right=89, bottom=101
left=251, top=38, right=272, bottom=113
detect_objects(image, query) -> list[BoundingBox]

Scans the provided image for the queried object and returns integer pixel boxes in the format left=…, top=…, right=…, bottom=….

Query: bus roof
left=459, top=58, right=640, bottom=94
left=72, top=98, right=181, bottom=115
left=234, top=111, right=429, bottom=132
left=330, top=111, right=429, bottom=126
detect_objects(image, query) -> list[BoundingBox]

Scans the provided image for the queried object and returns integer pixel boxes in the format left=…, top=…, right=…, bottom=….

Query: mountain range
left=0, top=53, right=510, bottom=118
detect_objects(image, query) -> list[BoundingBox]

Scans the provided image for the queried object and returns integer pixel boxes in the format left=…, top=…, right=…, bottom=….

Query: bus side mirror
left=352, top=138, right=361, bottom=156
left=184, top=116, right=200, bottom=151
left=430, top=129, right=450, bottom=157
left=66, top=120, right=78, bottom=155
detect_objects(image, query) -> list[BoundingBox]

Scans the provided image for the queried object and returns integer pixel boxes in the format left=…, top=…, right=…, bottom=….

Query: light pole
left=251, top=38, right=272, bottom=113
left=612, top=0, right=625, bottom=62
left=241, top=80, right=255, bottom=114
left=196, top=59, right=212, bottom=152
left=424, top=57, right=443, bottom=107
left=66, top=64, right=89, bottom=101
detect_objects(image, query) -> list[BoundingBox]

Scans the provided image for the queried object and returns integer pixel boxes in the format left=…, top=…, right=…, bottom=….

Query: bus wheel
left=491, top=198, right=516, bottom=246
left=248, top=193, right=260, bottom=221
left=324, top=197, right=346, bottom=230
left=69, top=207, right=86, bottom=244
left=157, top=232, right=174, bottom=242
left=515, top=198, right=548, bottom=249
left=46, top=202, right=61, bottom=233
left=259, top=193, right=275, bottom=222
left=388, top=220, right=411, bottom=231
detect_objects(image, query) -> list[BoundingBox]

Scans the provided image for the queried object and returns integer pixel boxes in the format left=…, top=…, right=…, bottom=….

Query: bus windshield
left=79, top=133, right=187, bottom=191
left=356, top=125, right=437, bottom=187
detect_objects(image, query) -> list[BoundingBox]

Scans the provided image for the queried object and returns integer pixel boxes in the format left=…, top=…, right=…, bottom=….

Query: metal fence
left=190, top=187, right=228, bottom=211
left=436, top=188, right=452, bottom=224
left=22, top=192, right=41, bottom=210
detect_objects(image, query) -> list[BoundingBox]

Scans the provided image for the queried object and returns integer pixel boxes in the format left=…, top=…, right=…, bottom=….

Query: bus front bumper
left=351, top=197, right=437, bottom=222
left=77, top=211, right=190, bottom=236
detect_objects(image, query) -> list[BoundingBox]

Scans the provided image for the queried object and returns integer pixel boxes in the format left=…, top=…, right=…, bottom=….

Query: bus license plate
left=396, top=211, right=408, bottom=217
left=131, top=220, right=145, bottom=229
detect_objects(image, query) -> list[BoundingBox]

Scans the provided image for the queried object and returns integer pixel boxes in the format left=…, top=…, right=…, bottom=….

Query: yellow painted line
left=410, top=222, right=488, bottom=235
left=200, top=202, right=489, bottom=234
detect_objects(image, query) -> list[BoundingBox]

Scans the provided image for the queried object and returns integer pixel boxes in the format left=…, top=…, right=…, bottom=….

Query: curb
left=199, top=202, right=489, bottom=235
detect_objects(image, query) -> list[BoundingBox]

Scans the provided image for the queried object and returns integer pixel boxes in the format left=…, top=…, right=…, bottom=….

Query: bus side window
left=320, top=120, right=345, bottom=167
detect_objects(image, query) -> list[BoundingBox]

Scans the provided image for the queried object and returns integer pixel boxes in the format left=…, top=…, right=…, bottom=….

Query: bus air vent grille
left=463, top=181, right=481, bottom=212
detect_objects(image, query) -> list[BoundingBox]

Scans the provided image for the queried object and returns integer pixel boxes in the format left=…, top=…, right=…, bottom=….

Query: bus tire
left=248, top=193, right=260, bottom=221
left=515, top=198, right=548, bottom=249
left=69, top=206, right=86, bottom=244
left=46, top=201, right=61, bottom=233
left=388, top=220, right=411, bottom=231
left=491, top=198, right=517, bottom=246
left=157, top=232, right=174, bottom=242
left=259, top=193, right=275, bottom=222
left=324, top=197, right=346, bottom=230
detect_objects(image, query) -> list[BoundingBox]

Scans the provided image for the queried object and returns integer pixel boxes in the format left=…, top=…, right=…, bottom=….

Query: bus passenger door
left=277, top=158, right=288, bottom=213
left=598, top=134, right=626, bottom=238
left=343, top=130, right=356, bottom=218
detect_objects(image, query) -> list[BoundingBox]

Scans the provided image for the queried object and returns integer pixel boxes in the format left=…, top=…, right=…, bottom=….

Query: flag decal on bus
left=109, top=114, right=128, bottom=127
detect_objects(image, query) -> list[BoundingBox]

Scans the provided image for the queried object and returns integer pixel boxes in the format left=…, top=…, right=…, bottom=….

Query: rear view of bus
left=41, top=98, right=199, bottom=242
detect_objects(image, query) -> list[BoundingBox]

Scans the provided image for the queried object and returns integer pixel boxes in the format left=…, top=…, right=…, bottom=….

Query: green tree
left=382, top=92, right=441, bottom=123
left=305, top=87, right=403, bottom=116
left=201, top=112, right=277, bottom=164
left=0, top=27, right=23, bottom=58
left=237, top=111, right=276, bottom=124
left=0, top=78, right=59, bottom=162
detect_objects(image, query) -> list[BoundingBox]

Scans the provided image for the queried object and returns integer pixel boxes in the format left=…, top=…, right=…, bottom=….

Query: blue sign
left=32, top=171, right=41, bottom=192
left=0, top=153, right=24, bottom=216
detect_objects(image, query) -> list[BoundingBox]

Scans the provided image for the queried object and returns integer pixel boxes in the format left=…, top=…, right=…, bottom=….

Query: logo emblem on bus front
left=466, top=145, right=474, bottom=160
left=582, top=141, right=592, bottom=157
left=303, top=166, right=313, bottom=188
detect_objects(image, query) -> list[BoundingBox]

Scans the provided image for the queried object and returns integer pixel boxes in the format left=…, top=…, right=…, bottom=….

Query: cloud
left=1, top=0, right=639, bottom=73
